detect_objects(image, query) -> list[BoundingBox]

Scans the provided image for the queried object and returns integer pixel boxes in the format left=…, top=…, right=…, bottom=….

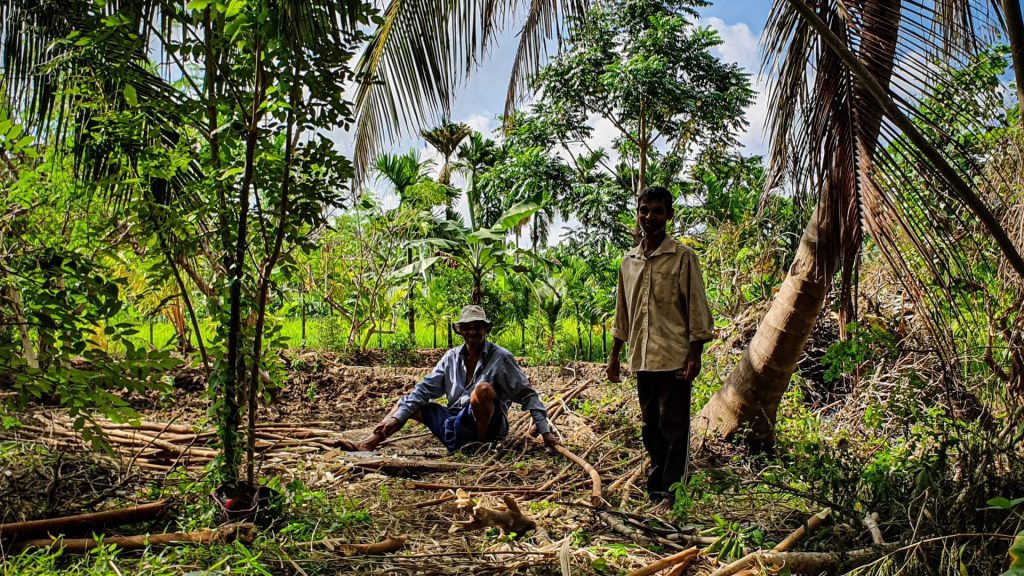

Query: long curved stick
left=554, top=444, right=603, bottom=507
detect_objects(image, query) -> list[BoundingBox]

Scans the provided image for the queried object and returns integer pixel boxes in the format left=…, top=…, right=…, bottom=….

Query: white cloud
left=461, top=113, right=496, bottom=136
left=704, top=17, right=761, bottom=72
left=703, top=16, right=770, bottom=157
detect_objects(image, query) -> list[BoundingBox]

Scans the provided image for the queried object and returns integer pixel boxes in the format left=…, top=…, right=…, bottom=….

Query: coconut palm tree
left=421, top=120, right=472, bottom=186
left=349, top=0, right=591, bottom=180
left=694, top=0, right=1024, bottom=450
left=421, top=120, right=472, bottom=221
left=455, top=131, right=500, bottom=231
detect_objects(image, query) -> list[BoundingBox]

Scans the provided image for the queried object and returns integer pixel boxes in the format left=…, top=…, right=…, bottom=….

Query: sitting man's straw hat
left=454, top=305, right=492, bottom=327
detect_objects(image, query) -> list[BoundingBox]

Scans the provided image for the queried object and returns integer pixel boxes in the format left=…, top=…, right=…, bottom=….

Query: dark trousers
left=637, top=371, right=692, bottom=501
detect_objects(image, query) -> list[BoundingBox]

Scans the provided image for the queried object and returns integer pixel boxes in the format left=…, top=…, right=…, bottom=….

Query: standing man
left=345, top=305, right=559, bottom=453
left=607, top=186, right=714, bottom=514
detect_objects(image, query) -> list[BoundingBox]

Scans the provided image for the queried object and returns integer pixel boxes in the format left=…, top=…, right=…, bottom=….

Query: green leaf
left=123, top=85, right=138, bottom=107
left=984, top=497, right=1015, bottom=510
left=14, top=135, right=34, bottom=150
left=187, top=0, right=214, bottom=10
left=1003, top=531, right=1024, bottom=576
left=470, top=228, right=505, bottom=243
left=496, top=202, right=540, bottom=231
left=390, top=256, right=442, bottom=279
left=226, top=0, right=247, bottom=17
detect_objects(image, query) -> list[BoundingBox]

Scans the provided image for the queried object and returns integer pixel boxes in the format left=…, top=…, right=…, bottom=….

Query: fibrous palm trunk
left=694, top=205, right=835, bottom=449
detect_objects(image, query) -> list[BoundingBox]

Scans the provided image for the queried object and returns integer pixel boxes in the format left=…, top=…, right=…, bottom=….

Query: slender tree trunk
left=300, top=292, right=306, bottom=345
left=245, top=79, right=295, bottom=485
left=1003, top=0, right=1024, bottom=125
left=407, top=247, right=415, bottom=339
left=695, top=0, right=900, bottom=450
left=447, top=321, right=453, bottom=348
left=472, top=272, right=483, bottom=305
left=637, top=102, right=647, bottom=198
left=223, top=35, right=264, bottom=483
left=575, top=311, right=583, bottom=356
left=6, top=286, right=37, bottom=369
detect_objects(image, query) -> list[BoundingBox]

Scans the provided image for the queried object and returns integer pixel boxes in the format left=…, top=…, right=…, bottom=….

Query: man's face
left=455, top=321, right=490, bottom=345
left=638, top=198, right=672, bottom=237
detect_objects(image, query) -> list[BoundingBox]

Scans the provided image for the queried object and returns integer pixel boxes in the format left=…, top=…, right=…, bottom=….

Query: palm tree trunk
left=693, top=206, right=835, bottom=449
left=1003, top=0, right=1024, bottom=124
left=695, top=0, right=901, bottom=450
left=472, top=273, right=483, bottom=305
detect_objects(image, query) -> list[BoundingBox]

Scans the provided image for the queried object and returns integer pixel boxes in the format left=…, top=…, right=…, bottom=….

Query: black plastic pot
left=210, top=481, right=281, bottom=526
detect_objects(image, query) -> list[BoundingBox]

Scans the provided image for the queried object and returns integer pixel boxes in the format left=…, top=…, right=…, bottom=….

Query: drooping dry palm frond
left=764, top=0, right=1023, bottom=362
left=350, top=0, right=591, bottom=183
left=0, top=0, right=365, bottom=205
left=503, top=0, right=588, bottom=120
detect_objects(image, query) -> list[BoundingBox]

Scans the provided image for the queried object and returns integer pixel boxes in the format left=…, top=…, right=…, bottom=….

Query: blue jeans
left=418, top=400, right=506, bottom=452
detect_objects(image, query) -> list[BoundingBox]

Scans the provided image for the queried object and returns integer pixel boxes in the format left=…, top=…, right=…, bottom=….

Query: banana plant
left=392, top=202, right=542, bottom=305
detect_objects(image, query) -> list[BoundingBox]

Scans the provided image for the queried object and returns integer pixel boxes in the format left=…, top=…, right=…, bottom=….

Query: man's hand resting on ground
left=541, top=431, right=561, bottom=447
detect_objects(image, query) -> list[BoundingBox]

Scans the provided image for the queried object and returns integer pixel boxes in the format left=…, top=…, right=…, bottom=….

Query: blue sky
left=437, top=1, right=770, bottom=150
left=344, top=0, right=775, bottom=232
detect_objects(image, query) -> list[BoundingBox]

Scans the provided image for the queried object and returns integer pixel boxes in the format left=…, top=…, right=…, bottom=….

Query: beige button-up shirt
left=612, top=236, right=714, bottom=373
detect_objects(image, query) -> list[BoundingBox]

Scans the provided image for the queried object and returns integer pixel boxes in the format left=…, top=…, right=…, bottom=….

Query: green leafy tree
left=530, top=0, right=753, bottom=199
left=311, top=196, right=424, bottom=352
left=398, top=203, right=541, bottom=306
left=476, top=118, right=574, bottom=251
left=0, top=0, right=372, bottom=483
left=1, top=146, right=179, bottom=443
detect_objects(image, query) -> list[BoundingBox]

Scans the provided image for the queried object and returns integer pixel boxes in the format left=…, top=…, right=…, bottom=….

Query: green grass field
left=131, top=316, right=612, bottom=362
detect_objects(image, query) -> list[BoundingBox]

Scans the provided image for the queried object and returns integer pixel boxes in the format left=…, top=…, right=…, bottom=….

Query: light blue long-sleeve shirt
left=393, top=341, right=551, bottom=436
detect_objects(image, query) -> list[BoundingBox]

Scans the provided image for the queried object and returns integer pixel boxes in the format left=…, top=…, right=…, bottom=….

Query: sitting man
left=346, top=305, right=560, bottom=452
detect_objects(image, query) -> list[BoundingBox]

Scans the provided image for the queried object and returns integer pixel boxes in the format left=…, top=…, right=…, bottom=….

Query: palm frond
left=765, top=0, right=1022, bottom=362
left=503, top=0, right=589, bottom=120
left=350, top=0, right=593, bottom=184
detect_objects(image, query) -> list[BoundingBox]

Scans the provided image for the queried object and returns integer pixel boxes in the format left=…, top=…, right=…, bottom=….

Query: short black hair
left=637, top=186, right=674, bottom=213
